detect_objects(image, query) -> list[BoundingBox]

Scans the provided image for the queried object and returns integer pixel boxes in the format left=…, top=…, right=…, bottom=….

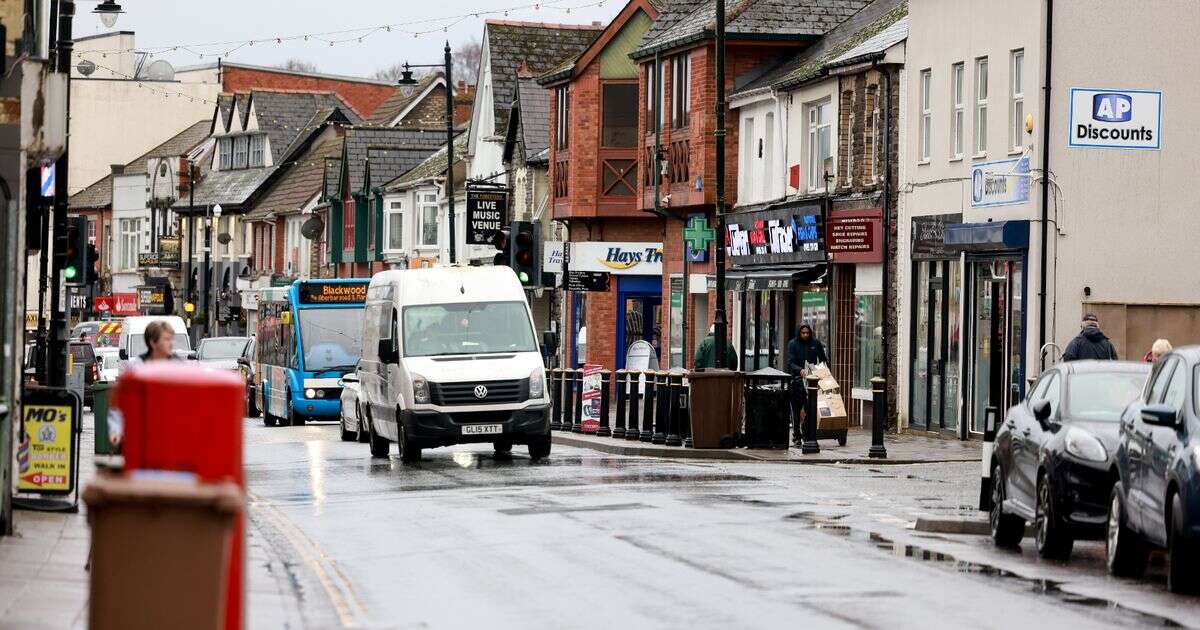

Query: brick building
left=177, top=61, right=396, bottom=120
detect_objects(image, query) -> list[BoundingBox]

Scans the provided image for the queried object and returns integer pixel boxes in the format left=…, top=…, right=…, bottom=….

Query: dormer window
left=250, top=135, right=265, bottom=167
left=219, top=137, right=233, bottom=169
left=218, top=133, right=267, bottom=170
left=233, top=136, right=249, bottom=169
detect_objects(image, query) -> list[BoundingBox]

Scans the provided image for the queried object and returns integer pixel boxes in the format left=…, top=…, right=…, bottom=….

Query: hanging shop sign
left=726, top=202, right=824, bottom=268
left=970, top=156, right=1030, bottom=208
left=466, top=186, right=509, bottom=245
left=559, top=242, right=663, bottom=275
left=16, top=387, right=80, bottom=496
left=1068, top=88, right=1161, bottom=150
left=910, top=213, right=962, bottom=261
left=827, top=209, right=883, bottom=263
left=566, top=270, right=611, bottom=292
left=136, top=285, right=166, bottom=312
left=137, top=237, right=182, bottom=269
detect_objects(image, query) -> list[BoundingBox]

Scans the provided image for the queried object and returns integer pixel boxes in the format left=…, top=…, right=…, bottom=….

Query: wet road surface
left=242, top=419, right=1197, bottom=629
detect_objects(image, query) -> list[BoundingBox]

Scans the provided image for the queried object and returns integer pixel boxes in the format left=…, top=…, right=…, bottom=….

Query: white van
left=117, top=316, right=193, bottom=362
left=358, top=266, right=550, bottom=461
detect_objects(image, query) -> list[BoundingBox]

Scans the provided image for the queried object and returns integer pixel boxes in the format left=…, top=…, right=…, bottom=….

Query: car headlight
left=529, top=369, right=545, bottom=400
left=412, top=374, right=431, bottom=404
left=1065, top=427, right=1107, bottom=462
left=305, top=388, right=316, bottom=399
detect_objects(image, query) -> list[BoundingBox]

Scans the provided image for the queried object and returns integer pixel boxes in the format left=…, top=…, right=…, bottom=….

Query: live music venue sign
left=466, top=186, right=509, bottom=246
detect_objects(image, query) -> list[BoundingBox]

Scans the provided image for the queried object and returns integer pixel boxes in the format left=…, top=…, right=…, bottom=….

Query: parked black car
left=989, top=360, right=1150, bottom=559
left=1108, top=347, right=1200, bottom=594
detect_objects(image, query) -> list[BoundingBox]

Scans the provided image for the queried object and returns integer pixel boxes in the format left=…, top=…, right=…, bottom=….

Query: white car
left=338, top=372, right=366, bottom=442
left=95, top=347, right=121, bottom=383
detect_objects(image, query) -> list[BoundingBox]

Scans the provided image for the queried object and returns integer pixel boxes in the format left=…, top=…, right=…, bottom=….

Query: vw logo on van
left=474, top=385, right=488, bottom=399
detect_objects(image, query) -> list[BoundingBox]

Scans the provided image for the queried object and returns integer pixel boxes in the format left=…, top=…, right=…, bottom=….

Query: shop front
left=564, top=241, right=664, bottom=370
left=908, top=214, right=1029, bottom=439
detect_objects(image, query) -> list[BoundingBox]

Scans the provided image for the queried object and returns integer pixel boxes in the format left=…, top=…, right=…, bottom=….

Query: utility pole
left=445, top=42, right=456, bottom=265
left=203, top=205, right=212, bottom=337
left=712, top=0, right=729, bottom=369
left=47, top=0, right=75, bottom=387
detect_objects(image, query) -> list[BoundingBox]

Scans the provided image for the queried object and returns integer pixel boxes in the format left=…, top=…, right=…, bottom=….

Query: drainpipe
left=1038, top=0, right=1054, bottom=371
left=653, top=50, right=662, bottom=217
left=879, top=63, right=893, bottom=426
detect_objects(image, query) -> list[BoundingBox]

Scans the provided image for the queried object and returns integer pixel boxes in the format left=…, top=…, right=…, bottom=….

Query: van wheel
left=356, top=406, right=370, bottom=443
left=367, top=409, right=389, bottom=458
left=398, top=424, right=421, bottom=463
left=1107, top=483, right=1148, bottom=578
left=1036, top=474, right=1074, bottom=560
left=1168, top=492, right=1199, bottom=594
left=990, top=462, right=1025, bottom=547
left=527, top=433, right=552, bottom=460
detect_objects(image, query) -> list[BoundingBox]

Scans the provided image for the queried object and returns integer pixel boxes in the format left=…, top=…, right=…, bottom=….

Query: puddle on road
left=498, top=502, right=652, bottom=516
left=784, top=512, right=1182, bottom=627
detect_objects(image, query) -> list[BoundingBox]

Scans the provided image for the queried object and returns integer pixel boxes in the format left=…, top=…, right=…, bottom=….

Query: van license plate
left=462, top=424, right=503, bottom=435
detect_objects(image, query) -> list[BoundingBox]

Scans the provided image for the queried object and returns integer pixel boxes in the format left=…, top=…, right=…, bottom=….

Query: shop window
left=853, top=294, right=883, bottom=391
left=800, top=290, right=830, bottom=351
left=670, top=276, right=684, bottom=369
left=602, top=83, right=638, bottom=148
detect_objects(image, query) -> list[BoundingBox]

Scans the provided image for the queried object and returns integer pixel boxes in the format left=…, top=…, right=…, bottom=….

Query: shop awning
left=944, top=220, right=1029, bottom=252
left=708, top=264, right=827, bottom=292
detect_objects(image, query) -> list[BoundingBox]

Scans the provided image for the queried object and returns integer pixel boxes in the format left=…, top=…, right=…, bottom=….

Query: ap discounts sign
left=1069, top=88, right=1161, bottom=150
left=466, top=187, right=508, bottom=245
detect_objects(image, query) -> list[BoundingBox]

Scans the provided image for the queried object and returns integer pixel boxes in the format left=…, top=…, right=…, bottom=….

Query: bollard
left=652, top=372, right=669, bottom=445
left=549, top=369, right=563, bottom=431
left=562, top=369, right=576, bottom=433
left=869, top=376, right=887, bottom=458
left=681, top=373, right=693, bottom=448
left=613, top=370, right=628, bottom=438
left=571, top=369, right=584, bottom=433
left=598, top=370, right=612, bottom=437
left=801, top=373, right=821, bottom=454
left=626, top=371, right=642, bottom=441
left=640, top=371, right=656, bottom=442
left=665, top=372, right=683, bottom=447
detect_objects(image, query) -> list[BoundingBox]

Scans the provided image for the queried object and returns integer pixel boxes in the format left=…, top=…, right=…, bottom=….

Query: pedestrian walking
left=1062, top=313, right=1118, bottom=361
left=109, top=320, right=182, bottom=448
left=787, top=324, right=828, bottom=444
left=1143, top=338, right=1172, bottom=363
left=693, top=325, right=738, bottom=370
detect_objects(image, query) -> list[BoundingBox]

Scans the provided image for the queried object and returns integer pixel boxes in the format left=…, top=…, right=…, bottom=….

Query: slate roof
left=249, top=90, right=361, bottom=163
left=385, top=128, right=471, bottom=190
left=484, top=20, right=602, bottom=132
left=367, top=72, right=444, bottom=126
left=340, top=126, right=456, bottom=197
left=246, top=136, right=345, bottom=221
left=69, top=120, right=211, bottom=209
left=731, top=0, right=906, bottom=96
left=181, top=167, right=275, bottom=209
left=515, top=76, right=550, bottom=161
left=632, top=0, right=871, bottom=59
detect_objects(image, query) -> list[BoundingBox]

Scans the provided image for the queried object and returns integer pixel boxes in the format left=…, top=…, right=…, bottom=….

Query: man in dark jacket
left=1063, top=313, right=1118, bottom=361
left=787, top=324, right=828, bottom=444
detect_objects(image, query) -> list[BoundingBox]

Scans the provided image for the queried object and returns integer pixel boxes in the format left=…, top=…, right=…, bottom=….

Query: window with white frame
left=741, top=116, right=755, bottom=197
left=250, top=135, right=266, bottom=167
left=119, top=218, right=141, bottom=271
left=218, top=137, right=232, bottom=170
left=671, top=53, right=691, bottom=128
left=951, top=62, right=964, bottom=159
left=385, top=200, right=404, bottom=251
left=419, top=193, right=438, bottom=248
left=807, top=99, right=833, bottom=191
left=844, top=90, right=855, bottom=188
left=555, top=86, right=569, bottom=149
left=975, top=57, right=988, bottom=155
left=233, top=136, right=249, bottom=169
left=86, top=217, right=97, bottom=245
left=762, top=112, right=775, bottom=199
left=1010, top=49, right=1024, bottom=151
left=284, top=216, right=302, bottom=273
left=920, top=69, right=932, bottom=161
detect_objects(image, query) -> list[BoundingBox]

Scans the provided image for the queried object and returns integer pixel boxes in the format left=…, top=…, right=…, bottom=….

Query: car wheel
left=1035, top=473, right=1074, bottom=560
left=263, top=414, right=277, bottom=427
left=366, top=408, right=389, bottom=458
left=247, top=388, right=260, bottom=418
left=1168, top=491, right=1199, bottom=594
left=398, top=423, right=422, bottom=463
left=990, top=461, right=1025, bottom=547
left=356, top=405, right=369, bottom=443
left=339, top=413, right=356, bottom=442
left=1106, top=482, right=1148, bottom=578
left=527, top=433, right=552, bottom=460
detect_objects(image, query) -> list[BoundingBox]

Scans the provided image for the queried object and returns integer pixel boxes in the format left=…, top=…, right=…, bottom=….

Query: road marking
left=249, top=491, right=369, bottom=628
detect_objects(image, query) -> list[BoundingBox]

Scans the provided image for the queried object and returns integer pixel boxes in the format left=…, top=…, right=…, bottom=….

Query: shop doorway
left=617, top=276, right=662, bottom=369
left=909, top=260, right=961, bottom=433
left=965, top=258, right=1025, bottom=436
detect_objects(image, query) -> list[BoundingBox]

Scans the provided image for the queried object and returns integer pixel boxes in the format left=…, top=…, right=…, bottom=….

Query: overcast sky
left=74, top=0, right=620, bottom=78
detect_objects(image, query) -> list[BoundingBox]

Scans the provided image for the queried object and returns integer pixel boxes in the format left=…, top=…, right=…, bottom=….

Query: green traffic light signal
left=518, top=271, right=530, bottom=284
left=64, top=266, right=78, bottom=280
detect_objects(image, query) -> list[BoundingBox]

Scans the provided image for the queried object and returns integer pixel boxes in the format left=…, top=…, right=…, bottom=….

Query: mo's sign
left=1069, top=88, right=1161, bottom=150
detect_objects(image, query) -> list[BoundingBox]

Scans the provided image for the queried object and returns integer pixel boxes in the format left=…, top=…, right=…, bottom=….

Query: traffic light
left=492, top=225, right=511, bottom=267
left=509, top=220, right=540, bottom=287
left=64, top=216, right=87, bottom=285
left=85, top=243, right=100, bottom=287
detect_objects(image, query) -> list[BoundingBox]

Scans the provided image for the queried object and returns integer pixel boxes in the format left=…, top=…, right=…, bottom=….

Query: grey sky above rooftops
left=75, top=1, right=620, bottom=78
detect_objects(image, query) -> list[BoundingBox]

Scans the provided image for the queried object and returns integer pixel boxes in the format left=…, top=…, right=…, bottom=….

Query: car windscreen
left=1067, top=371, right=1147, bottom=422
left=403, top=301, right=536, bottom=357
left=128, top=328, right=192, bottom=358
left=298, top=307, right=364, bottom=372
left=198, top=339, right=249, bottom=360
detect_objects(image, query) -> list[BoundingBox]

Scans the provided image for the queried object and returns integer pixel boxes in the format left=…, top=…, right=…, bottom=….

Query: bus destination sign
left=298, top=282, right=369, bottom=305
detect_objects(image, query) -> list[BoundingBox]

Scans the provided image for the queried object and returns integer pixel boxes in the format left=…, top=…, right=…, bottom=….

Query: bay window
left=386, top=200, right=404, bottom=251
left=601, top=83, right=638, bottom=148
left=419, top=192, right=439, bottom=248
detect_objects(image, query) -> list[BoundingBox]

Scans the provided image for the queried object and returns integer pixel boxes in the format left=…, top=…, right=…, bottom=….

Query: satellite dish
left=143, top=59, right=176, bottom=82
left=76, top=59, right=96, bottom=77
left=301, top=215, right=324, bottom=240
left=217, top=233, right=232, bottom=245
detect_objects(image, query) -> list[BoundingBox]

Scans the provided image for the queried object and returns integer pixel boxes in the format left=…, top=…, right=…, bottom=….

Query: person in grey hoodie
left=1062, top=313, right=1118, bottom=361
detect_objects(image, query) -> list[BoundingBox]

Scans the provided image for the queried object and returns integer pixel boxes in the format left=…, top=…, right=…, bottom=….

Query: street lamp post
left=397, top=42, right=456, bottom=264
left=713, top=0, right=729, bottom=369
left=203, top=204, right=220, bottom=337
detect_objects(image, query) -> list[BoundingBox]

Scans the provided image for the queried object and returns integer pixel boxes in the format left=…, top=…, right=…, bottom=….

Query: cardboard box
left=817, top=390, right=849, bottom=431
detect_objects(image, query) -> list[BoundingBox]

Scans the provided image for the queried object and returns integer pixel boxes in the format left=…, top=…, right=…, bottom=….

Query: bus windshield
left=298, top=307, right=364, bottom=372
left=403, top=301, right=536, bottom=357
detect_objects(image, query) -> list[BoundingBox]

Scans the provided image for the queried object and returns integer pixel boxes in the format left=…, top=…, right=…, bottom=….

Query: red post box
left=114, top=363, right=246, bottom=630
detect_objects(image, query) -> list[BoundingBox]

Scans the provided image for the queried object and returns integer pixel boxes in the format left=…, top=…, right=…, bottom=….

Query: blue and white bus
left=255, top=278, right=369, bottom=426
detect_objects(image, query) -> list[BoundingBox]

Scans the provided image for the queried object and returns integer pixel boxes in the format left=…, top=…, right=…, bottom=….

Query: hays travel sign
left=726, top=203, right=824, bottom=267
left=1069, top=88, right=1161, bottom=150
left=552, top=242, right=664, bottom=275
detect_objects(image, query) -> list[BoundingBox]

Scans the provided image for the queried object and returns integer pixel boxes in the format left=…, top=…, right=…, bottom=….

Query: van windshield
left=128, top=328, right=192, bottom=358
left=403, top=301, right=537, bottom=357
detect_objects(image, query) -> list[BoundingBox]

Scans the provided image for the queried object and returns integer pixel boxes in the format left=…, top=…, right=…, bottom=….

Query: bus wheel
left=263, top=415, right=277, bottom=427
left=287, top=390, right=305, bottom=427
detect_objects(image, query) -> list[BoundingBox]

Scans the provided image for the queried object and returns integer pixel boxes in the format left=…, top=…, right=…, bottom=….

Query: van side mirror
left=118, top=349, right=128, bottom=360
left=236, top=357, right=250, bottom=368
left=187, top=351, right=198, bottom=361
left=1032, top=399, right=1052, bottom=423
left=341, top=373, right=359, bottom=384
left=1141, top=403, right=1180, bottom=428
left=377, top=339, right=398, bottom=364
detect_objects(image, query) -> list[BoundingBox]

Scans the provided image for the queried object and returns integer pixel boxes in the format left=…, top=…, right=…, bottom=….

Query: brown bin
left=688, top=369, right=743, bottom=448
left=84, top=476, right=244, bottom=630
